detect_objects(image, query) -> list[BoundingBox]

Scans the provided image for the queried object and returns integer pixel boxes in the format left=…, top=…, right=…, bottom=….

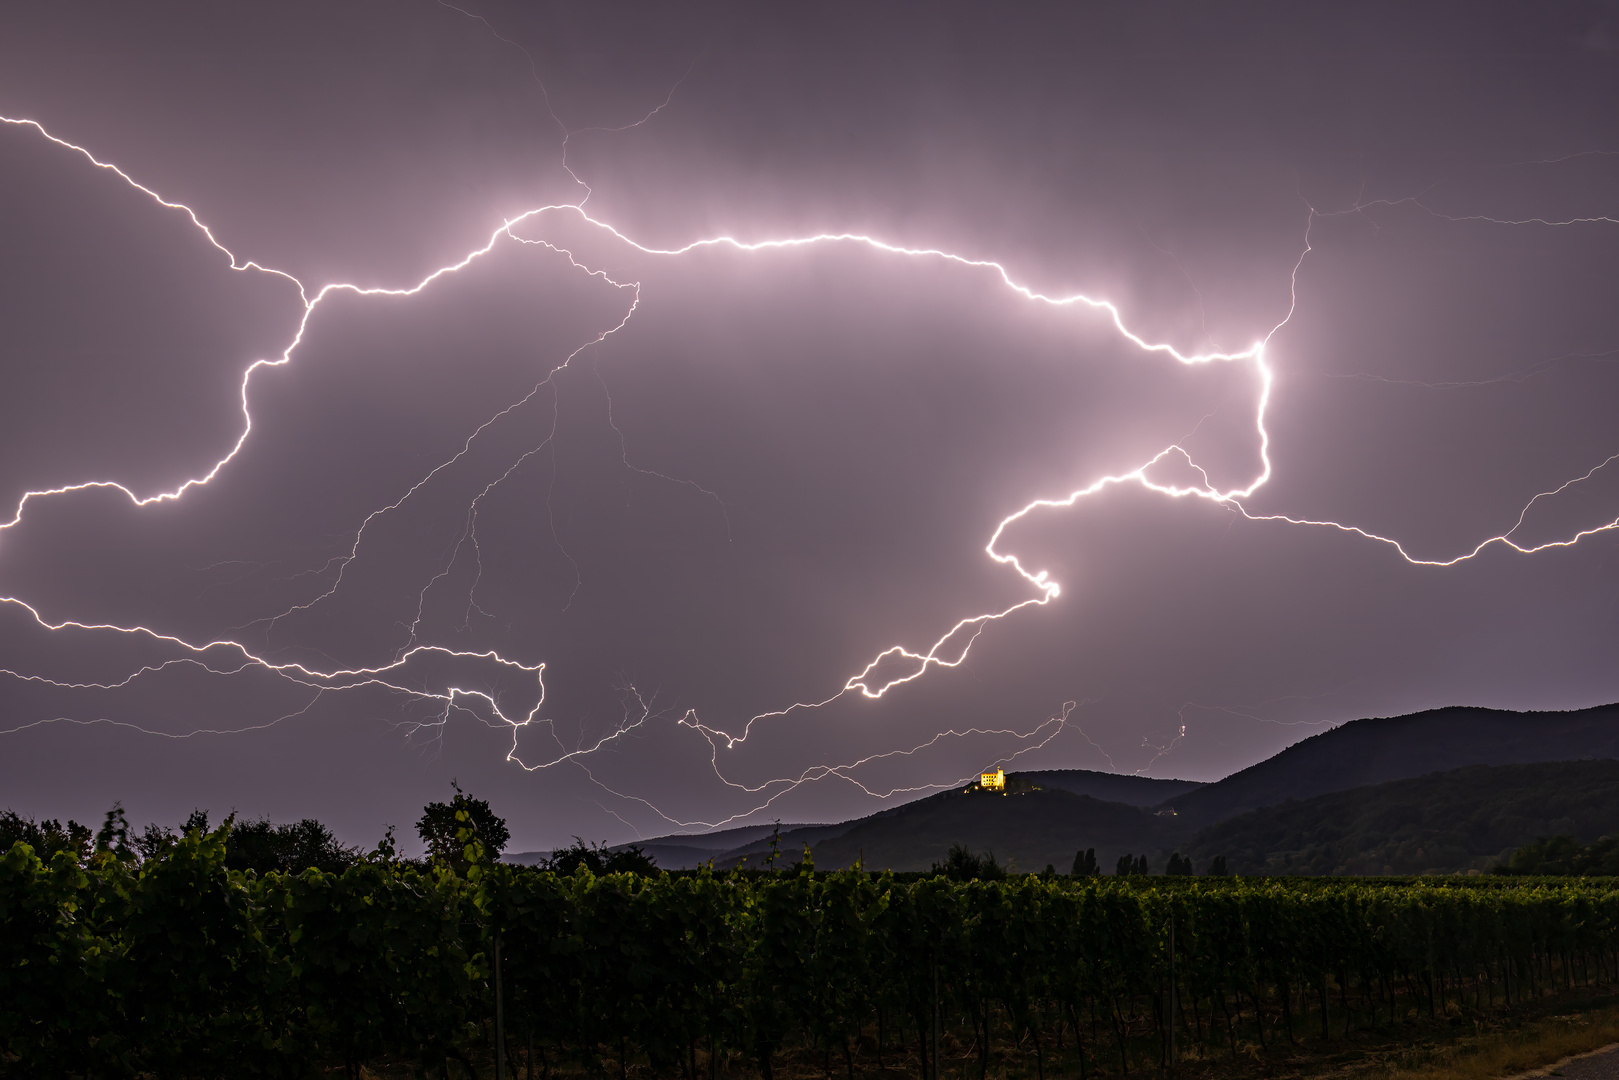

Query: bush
left=932, top=842, right=1006, bottom=881
left=546, top=838, right=659, bottom=875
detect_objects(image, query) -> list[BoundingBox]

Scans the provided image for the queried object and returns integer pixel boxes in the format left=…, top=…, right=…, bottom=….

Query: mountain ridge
left=1160, top=702, right=1619, bottom=826
left=505, top=702, right=1619, bottom=873
left=1185, top=759, right=1619, bottom=875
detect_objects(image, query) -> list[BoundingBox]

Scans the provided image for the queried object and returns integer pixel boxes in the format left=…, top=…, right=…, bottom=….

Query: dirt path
left=1511, top=1043, right=1619, bottom=1080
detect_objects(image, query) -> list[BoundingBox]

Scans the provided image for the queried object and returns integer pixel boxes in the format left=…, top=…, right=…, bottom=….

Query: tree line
left=0, top=782, right=511, bottom=876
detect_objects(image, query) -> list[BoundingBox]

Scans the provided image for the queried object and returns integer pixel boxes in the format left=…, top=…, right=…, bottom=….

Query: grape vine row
left=6, top=824, right=1619, bottom=1078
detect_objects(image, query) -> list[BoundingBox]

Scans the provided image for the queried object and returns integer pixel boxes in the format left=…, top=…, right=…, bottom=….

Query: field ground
left=338, top=985, right=1619, bottom=1080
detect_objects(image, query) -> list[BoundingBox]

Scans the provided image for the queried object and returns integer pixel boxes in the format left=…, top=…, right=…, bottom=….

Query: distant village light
left=979, top=768, right=1005, bottom=790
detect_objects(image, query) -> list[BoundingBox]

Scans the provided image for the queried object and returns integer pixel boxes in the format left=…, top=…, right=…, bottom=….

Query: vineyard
left=8, top=821, right=1619, bottom=1080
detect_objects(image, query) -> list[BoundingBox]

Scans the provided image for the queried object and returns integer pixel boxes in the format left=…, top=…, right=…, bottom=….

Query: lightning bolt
left=2, top=107, right=1616, bottom=834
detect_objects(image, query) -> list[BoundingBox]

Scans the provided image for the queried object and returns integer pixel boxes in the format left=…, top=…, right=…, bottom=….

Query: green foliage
left=546, top=838, right=660, bottom=875
left=1496, top=835, right=1619, bottom=875
left=13, top=830, right=1619, bottom=1078
left=417, top=780, right=511, bottom=869
left=132, top=808, right=214, bottom=864
left=0, top=840, right=102, bottom=1074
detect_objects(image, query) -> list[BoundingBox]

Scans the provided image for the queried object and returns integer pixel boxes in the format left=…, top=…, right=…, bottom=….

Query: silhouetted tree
left=1071, top=847, right=1099, bottom=877
left=1165, top=852, right=1193, bottom=875
left=134, top=822, right=176, bottom=862
left=129, top=808, right=215, bottom=864
left=226, top=816, right=360, bottom=874
left=0, top=809, right=93, bottom=861
left=417, top=780, right=510, bottom=869
left=1204, top=854, right=1228, bottom=876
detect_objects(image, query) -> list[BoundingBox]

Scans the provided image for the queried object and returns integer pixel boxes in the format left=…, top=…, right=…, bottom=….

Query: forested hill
left=1162, top=702, right=1619, bottom=826
left=1013, top=769, right=1201, bottom=806
left=1185, top=759, right=1619, bottom=876
left=809, top=779, right=1184, bottom=872
left=503, top=702, right=1619, bottom=874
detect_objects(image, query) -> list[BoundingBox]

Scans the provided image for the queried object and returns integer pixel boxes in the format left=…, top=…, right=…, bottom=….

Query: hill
left=810, top=777, right=1184, bottom=872
left=708, top=823, right=863, bottom=869
left=803, top=705, right=1619, bottom=874
left=621, top=822, right=855, bottom=871
left=1163, top=702, right=1619, bottom=826
left=504, top=703, right=1619, bottom=875
left=1185, top=759, right=1619, bottom=875
left=1014, top=769, right=1202, bottom=806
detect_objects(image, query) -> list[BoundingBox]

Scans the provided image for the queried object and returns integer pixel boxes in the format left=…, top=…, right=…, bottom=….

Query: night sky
left=2, top=3, right=1617, bottom=855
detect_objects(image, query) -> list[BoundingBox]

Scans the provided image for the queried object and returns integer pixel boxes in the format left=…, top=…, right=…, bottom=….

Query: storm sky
left=1, top=2, right=1616, bottom=854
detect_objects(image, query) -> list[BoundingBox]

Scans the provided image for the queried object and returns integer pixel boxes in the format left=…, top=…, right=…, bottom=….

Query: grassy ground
left=1378, top=1003, right=1619, bottom=1080
left=1026, top=988, right=1619, bottom=1080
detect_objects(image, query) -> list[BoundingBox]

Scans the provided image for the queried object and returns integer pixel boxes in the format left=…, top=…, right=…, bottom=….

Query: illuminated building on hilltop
left=979, top=768, right=1005, bottom=790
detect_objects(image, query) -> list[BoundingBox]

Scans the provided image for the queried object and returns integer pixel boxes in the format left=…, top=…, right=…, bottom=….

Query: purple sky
left=1, top=3, right=1616, bottom=854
